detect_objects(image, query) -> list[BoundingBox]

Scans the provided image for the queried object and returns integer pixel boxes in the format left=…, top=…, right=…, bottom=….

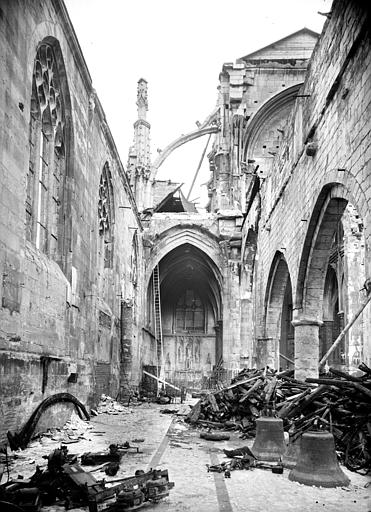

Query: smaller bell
left=289, top=430, right=350, bottom=487
left=251, top=416, right=286, bottom=462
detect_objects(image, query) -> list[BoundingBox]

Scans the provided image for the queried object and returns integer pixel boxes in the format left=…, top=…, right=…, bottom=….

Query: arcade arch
left=143, top=242, right=223, bottom=389
left=294, top=184, right=367, bottom=378
left=263, top=252, right=294, bottom=370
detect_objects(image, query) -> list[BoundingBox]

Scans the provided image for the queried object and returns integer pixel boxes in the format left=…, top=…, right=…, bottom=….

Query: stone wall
left=208, top=28, right=317, bottom=213
left=0, top=0, right=143, bottom=442
left=249, top=0, right=371, bottom=376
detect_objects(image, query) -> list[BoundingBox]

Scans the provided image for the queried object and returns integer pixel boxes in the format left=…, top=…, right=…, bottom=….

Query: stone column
left=214, top=320, right=223, bottom=366
left=119, top=300, right=133, bottom=398
left=292, top=316, right=323, bottom=380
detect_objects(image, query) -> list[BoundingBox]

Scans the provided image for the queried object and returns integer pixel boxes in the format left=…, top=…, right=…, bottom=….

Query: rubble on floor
left=7, top=393, right=90, bottom=451
left=186, top=364, right=371, bottom=474
left=1, top=397, right=370, bottom=512
left=0, top=453, right=174, bottom=512
left=0, top=404, right=175, bottom=512
left=94, top=394, right=135, bottom=415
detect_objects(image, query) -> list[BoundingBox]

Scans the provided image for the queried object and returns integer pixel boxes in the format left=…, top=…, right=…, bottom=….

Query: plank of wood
left=265, top=376, right=277, bottom=403
left=239, top=378, right=263, bottom=403
left=187, top=400, right=202, bottom=424
left=212, top=375, right=261, bottom=395
left=352, top=382, right=371, bottom=399
left=306, top=378, right=354, bottom=387
left=208, top=393, right=219, bottom=412
left=142, top=370, right=181, bottom=391
left=329, top=367, right=364, bottom=383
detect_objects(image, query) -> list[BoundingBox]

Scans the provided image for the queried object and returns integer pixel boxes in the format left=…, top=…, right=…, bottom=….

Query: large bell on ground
left=289, top=430, right=350, bottom=487
left=251, top=417, right=286, bottom=461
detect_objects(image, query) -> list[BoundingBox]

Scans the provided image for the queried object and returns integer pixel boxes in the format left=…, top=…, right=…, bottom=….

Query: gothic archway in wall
left=262, top=252, right=293, bottom=370
left=295, top=184, right=366, bottom=378
left=26, top=36, right=74, bottom=276
left=144, top=242, right=222, bottom=389
left=243, top=83, right=303, bottom=179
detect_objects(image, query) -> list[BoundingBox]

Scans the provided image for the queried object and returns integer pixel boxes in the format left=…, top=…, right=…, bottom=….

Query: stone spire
left=127, top=78, right=151, bottom=211
left=137, top=78, right=148, bottom=120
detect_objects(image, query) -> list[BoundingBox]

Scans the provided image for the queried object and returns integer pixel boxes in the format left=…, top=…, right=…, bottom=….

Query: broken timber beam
left=208, top=393, right=219, bottom=412
left=142, top=370, right=181, bottom=391
left=213, top=375, right=261, bottom=395
left=239, top=378, right=263, bottom=403
left=306, top=378, right=371, bottom=399
left=329, top=367, right=365, bottom=382
left=279, top=353, right=294, bottom=365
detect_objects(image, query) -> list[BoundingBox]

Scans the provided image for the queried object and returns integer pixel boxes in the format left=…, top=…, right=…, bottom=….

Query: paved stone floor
left=4, top=399, right=371, bottom=512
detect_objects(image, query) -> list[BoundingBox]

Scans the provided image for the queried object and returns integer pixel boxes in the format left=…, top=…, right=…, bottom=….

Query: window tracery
left=174, top=289, right=205, bottom=333
left=98, top=163, right=114, bottom=268
left=26, top=42, right=66, bottom=259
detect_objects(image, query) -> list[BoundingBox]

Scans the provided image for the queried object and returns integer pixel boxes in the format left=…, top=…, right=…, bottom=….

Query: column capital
left=291, top=316, right=323, bottom=327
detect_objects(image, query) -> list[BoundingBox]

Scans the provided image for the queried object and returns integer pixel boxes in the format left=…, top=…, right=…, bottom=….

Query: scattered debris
left=104, top=460, right=120, bottom=476
left=96, top=394, right=133, bottom=415
left=200, top=432, right=230, bottom=441
left=223, top=446, right=256, bottom=458
left=0, top=443, right=175, bottom=512
left=207, top=456, right=283, bottom=475
left=81, top=447, right=121, bottom=466
left=187, top=364, right=371, bottom=473
left=81, top=442, right=142, bottom=466
left=7, top=393, right=90, bottom=451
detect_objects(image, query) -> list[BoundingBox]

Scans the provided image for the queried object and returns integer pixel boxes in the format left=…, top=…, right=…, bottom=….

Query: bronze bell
left=289, top=430, right=350, bottom=487
left=251, top=417, right=286, bottom=461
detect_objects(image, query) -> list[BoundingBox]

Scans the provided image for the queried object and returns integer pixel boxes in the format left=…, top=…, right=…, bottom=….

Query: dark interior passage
left=147, top=243, right=222, bottom=389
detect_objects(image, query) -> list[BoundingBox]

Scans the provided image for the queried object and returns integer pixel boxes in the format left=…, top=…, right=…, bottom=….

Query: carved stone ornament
left=137, top=78, right=148, bottom=115
left=98, top=164, right=114, bottom=235
left=31, top=43, right=65, bottom=153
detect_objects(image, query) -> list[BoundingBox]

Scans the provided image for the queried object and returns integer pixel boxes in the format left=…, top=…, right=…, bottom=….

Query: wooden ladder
left=152, top=265, right=164, bottom=393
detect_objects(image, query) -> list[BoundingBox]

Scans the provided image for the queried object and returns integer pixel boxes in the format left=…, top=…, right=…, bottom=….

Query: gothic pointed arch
left=98, top=162, right=115, bottom=268
left=144, top=242, right=223, bottom=387
left=262, top=252, right=293, bottom=369
left=243, top=83, right=303, bottom=178
left=26, top=37, right=73, bottom=273
left=295, top=185, right=348, bottom=317
left=295, top=183, right=366, bottom=371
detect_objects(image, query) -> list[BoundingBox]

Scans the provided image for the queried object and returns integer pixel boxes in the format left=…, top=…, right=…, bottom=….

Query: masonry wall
left=0, top=0, right=142, bottom=442
left=253, top=0, right=371, bottom=371
left=209, top=33, right=316, bottom=213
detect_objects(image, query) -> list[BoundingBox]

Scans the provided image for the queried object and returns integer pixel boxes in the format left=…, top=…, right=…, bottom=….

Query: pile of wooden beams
left=186, top=364, right=371, bottom=472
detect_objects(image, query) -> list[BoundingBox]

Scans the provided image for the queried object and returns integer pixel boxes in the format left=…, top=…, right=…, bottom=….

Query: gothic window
left=98, top=163, right=114, bottom=268
left=26, top=42, right=66, bottom=258
left=174, top=289, right=205, bottom=333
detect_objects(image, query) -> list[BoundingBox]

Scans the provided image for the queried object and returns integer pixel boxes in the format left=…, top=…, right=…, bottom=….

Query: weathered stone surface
left=0, top=0, right=370, bottom=443
left=0, top=0, right=143, bottom=442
